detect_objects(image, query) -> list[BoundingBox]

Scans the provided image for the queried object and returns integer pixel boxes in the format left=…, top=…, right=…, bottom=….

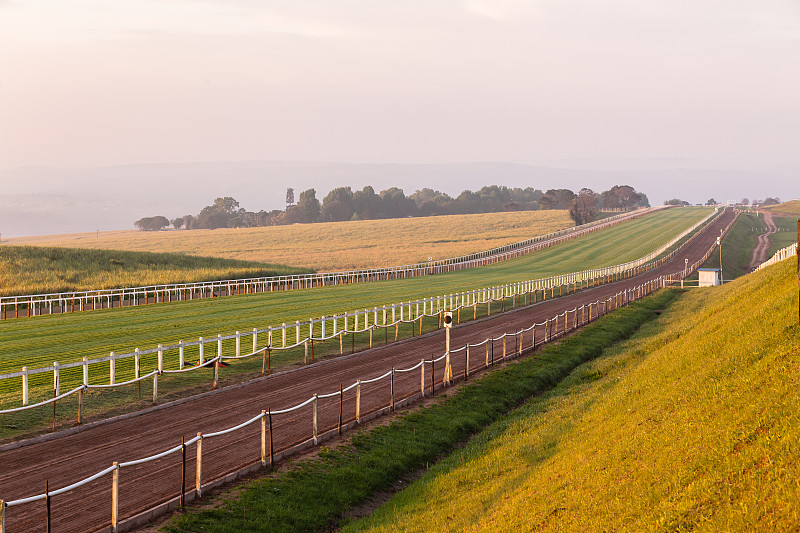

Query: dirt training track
left=748, top=212, right=778, bottom=271
left=0, top=209, right=735, bottom=533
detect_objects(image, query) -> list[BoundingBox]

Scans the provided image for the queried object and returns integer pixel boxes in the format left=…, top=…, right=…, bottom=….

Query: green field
left=0, top=207, right=710, bottom=427
left=0, top=246, right=312, bottom=297
left=345, top=257, right=800, bottom=532
left=760, top=199, right=800, bottom=216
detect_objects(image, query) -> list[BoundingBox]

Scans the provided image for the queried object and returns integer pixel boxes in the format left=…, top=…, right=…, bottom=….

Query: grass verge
left=161, top=288, right=680, bottom=533
left=346, top=258, right=800, bottom=532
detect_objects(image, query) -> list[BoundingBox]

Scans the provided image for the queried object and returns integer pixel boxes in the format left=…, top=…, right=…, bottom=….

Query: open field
left=0, top=246, right=312, bottom=297
left=0, top=207, right=712, bottom=398
left=6, top=210, right=575, bottom=272
left=345, top=257, right=800, bottom=532
left=760, top=199, right=800, bottom=216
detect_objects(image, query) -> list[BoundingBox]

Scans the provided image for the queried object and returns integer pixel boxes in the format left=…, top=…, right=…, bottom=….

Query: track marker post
left=1, top=499, right=5, bottom=533
left=45, top=480, right=50, bottom=533
left=338, top=383, right=343, bottom=435
left=312, top=394, right=318, bottom=445
left=355, top=381, right=361, bottom=423
left=195, top=433, right=203, bottom=497
left=390, top=368, right=395, bottom=411
left=420, top=359, right=425, bottom=397
left=111, top=462, right=119, bottom=533
left=268, top=409, right=274, bottom=468
left=181, top=437, right=186, bottom=507
left=260, top=411, right=267, bottom=467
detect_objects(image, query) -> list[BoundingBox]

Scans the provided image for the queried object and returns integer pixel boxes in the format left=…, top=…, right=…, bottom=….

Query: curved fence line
left=0, top=208, right=723, bottom=414
left=754, top=242, right=797, bottom=272
left=1, top=266, right=682, bottom=532
left=0, top=207, right=667, bottom=319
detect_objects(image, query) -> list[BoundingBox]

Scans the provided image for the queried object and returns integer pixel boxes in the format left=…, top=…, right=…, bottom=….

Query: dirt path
left=0, top=210, right=736, bottom=533
left=748, top=212, right=778, bottom=271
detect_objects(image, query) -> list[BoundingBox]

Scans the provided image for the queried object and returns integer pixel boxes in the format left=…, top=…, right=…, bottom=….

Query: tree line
left=134, top=184, right=649, bottom=231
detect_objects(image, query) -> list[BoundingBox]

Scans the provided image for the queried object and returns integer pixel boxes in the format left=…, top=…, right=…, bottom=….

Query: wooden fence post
left=111, top=462, right=119, bottom=533
left=1, top=499, right=5, bottom=533
left=195, top=433, right=203, bottom=498
left=261, top=411, right=267, bottom=467
left=153, top=372, right=158, bottom=404
left=356, top=381, right=361, bottom=423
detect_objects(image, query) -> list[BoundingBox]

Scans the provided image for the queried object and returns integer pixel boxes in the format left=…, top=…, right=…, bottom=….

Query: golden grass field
left=760, top=199, right=800, bottom=215
left=8, top=210, right=574, bottom=271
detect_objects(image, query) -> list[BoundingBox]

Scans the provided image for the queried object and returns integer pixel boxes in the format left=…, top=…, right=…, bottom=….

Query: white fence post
left=253, top=328, right=258, bottom=354
left=21, top=366, right=28, bottom=406
left=356, top=380, right=361, bottom=422
left=261, top=411, right=267, bottom=467
left=153, top=373, right=158, bottom=404
left=134, top=349, right=141, bottom=379
left=83, top=357, right=89, bottom=387
left=179, top=341, right=184, bottom=370
left=158, top=344, right=163, bottom=373
left=312, top=394, right=318, bottom=445
left=236, top=331, right=241, bottom=357
left=54, top=361, right=60, bottom=395
left=199, top=337, right=205, bottom=365
left=109, top=352, right=115, bottom=385
left=217, top=335, right=222, bottom=362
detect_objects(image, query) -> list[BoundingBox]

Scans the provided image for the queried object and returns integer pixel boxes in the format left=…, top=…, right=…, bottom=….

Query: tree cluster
left=135, top=184, right=649, bottom=231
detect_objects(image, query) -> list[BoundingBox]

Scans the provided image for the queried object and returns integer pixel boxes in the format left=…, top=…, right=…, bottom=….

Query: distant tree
left=503, top=202, right=520, bottom=212
left=171, top=217, right=184, bottom=230
left=601, top=185, right=647, bottom=210
left=296, top=189, right=321, bottom=223
left=182, top=214, right=195, bottom=229
left=380, top=187, right=417, bottom=218
left=706, top=198, right=717, bottom=206
left=740, top=198, right=750, bottom=206
left=134, top=216, right=170, bottom=231
left=540, top=189, right=576, bottom=210
left=763, top=197, right=780, bottom=205
left=664, top=198, right=689, bottom=206
left=569, top=188, right=600, bottom=225
left=321, top=187, right=356, bottom=222
left=195, top=197, right=241, bottom=229
left=353, top=186, right=384, bottom=219
left=286, top=188, right=295, bottom=206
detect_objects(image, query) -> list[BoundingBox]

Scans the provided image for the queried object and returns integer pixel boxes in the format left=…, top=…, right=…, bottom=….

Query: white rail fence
left=0, top=207, right=666, bottom=319
left=0, top=269, right=679, bottom=533
left=0, top=207, right=724, bottom=414
left=754, top=242, right=797, bottom=272
left=0, top=208, right=722, bottom=414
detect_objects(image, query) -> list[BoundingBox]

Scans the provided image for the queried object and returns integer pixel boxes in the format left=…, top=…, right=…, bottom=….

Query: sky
left=0, top=1, right=798, bottom=196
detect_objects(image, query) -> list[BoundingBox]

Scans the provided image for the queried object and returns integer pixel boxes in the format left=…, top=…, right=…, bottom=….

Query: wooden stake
left=390, top=368, right=395, bottom=411
left=181, top=436, right=186, bottom=507
left=268, top=410, right=274, bottom=468
left=45, top=480, right=51, bottom=533
left=78, top=388, right=83, bottom=424
left=338, top=383, right=343, bottom=435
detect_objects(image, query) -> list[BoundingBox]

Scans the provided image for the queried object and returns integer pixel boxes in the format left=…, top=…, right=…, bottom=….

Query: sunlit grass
left=347, top=258, right=800, bottom=532
left=6, top=210, right=574, bottom=272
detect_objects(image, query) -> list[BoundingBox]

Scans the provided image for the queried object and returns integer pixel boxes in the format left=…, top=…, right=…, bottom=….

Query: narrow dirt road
left=748, top=212, right=778, bottom=271
left=0, top=209, right=735, bottom=533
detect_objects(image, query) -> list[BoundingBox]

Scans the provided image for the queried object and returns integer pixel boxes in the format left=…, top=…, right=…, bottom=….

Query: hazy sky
left=1, top=0, right=799, bottom=171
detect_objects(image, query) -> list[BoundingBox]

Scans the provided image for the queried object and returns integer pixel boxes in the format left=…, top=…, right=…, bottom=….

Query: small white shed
left=698, top=268, right=721, bottom=287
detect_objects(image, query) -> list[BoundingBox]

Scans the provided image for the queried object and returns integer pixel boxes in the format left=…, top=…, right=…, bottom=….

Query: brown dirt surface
left=0, top=209, right=736, bottom=533
left=747, top=212, right=778, bottom=271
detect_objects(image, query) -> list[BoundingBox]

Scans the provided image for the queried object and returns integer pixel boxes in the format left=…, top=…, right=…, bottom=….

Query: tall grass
left=346, top=258, right=800, bottom=532
left=760, top=199, right=800, bottom=215
left=7, top=211, right=574, bottom=272
left=0, top=246, right=312, bottom=297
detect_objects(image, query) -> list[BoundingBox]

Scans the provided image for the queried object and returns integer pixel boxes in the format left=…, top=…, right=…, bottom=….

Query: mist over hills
left=0, top=160, right=792, bottom=238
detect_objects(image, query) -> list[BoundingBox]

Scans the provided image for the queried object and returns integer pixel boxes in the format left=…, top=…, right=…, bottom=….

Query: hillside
left=346, top=258, right=800, bottom=532
left=7, top=210, right=574, bottom=272
left=760, top=200, right=800, bottom=216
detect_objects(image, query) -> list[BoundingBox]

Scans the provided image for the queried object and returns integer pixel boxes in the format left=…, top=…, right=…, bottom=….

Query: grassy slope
left=769, top=216, right=798, bottom=257
left=760, top=200, right=800, bottom=216
left=7, top=211, right=574, bottom=272
left=162, top=286, right=679, bottom=533
left=0, top=208, right=709, bottom=380
left=347, top=258, right=800, bottom=532
left=0, top=246, right=312, bottom=297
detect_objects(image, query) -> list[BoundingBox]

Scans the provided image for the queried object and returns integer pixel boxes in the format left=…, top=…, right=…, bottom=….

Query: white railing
left=0, top=207, right=722, bottom=413
left=0, top=207, right=667, bottom=319
left=754, top=242, right=797, bottom=272
left=0, top=268, right=676, bottom=533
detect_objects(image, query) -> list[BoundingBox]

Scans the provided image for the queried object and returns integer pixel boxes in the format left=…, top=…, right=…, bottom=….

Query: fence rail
left=0, top=207, right=667, bottom=319
left=754, top=242, right=797, bottom=272
left=0, top=207, right=723, bottom=414
left=0, top=268, right=684, bottom=533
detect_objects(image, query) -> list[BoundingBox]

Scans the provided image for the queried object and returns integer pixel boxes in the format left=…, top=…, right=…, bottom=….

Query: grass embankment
left=0, top=208, right=710, bottom=432
left=163, top=288, right=679, bottom=533
left=7, top=210, right=574, bottom=273
left=346, top=258, right=800, bottom=532
left=760, top=200, right=800, bottom=216
left=0, top=246, right=312, bottom=297
left=768, top=216, right=799, bottom=257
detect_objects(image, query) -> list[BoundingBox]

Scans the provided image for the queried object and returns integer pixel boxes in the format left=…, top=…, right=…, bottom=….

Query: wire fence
left=0, top=208, right=665, bottom=319
left=0, top=208, right=723, bottom=413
